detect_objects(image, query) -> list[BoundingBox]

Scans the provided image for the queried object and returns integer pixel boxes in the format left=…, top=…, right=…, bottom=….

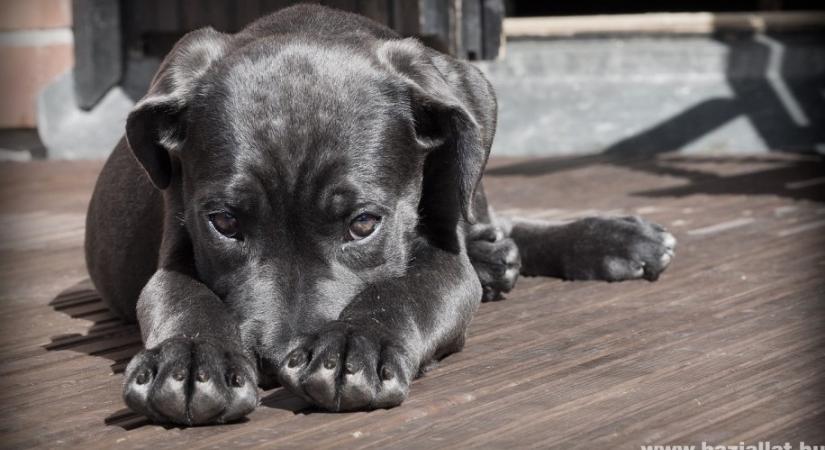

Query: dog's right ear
left=125, top=28, right=230, bottom=190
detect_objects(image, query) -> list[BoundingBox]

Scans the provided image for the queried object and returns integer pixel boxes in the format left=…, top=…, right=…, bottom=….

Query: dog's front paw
left=278, top=321, right=413, bottom=411
left=467, top=224, right=521, bottom=301
left=564, top=216, right=676, bottom=282
left=123, top=337, right=258, bottom=425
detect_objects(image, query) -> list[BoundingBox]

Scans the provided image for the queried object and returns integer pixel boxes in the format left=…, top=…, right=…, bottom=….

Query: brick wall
left=0, top=0, right=74, bottom=128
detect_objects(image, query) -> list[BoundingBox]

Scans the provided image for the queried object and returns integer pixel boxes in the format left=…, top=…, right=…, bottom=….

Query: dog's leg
left=121, top=262, right=259, bottom=425
left=277, top=241, right=481, bottom=411
left=504, top=215, right=677, bottom=282
left=464, top=182, right=522, bottom=301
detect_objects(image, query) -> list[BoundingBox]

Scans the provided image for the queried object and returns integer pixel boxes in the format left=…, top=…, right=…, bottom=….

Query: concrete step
left=475, top=31, right=825, bottom=156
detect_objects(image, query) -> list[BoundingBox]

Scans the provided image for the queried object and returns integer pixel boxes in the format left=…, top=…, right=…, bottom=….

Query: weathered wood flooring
left=0, top=154, right=823, bottom=449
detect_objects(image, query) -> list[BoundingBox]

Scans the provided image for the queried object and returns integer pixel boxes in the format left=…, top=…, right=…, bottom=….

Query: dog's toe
left=337, top=335, right=380, bottom=410
left=279, top=322, right=411, bottom=411
left=640, top=229, right=677, bottom=281
left=123, top=337, right=258, bottom=425
left=467, top=226, right=521, bottom=302
left=370, top=345, right=411, bottom=408
left=662, top=231, right=677, bottom=250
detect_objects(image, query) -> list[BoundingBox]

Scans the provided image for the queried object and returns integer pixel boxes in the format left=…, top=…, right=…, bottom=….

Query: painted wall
left=0, top=0, right=74, bottom=128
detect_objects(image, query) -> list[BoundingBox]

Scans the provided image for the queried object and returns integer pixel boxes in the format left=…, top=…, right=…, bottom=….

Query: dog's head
left=125, top=28, right=490, bottom=375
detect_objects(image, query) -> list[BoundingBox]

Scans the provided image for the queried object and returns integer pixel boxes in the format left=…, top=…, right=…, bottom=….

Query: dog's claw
left=287, top=351, right=305, bottom=368
left=135, top=370, right=150, bottom=385
left=229, top=372, right=244, bottom=388
left=344, top=362, right=357, bottom=374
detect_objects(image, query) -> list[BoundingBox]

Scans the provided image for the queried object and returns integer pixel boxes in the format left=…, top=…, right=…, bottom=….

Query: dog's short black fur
left=85, top=4, right=676, bottom=425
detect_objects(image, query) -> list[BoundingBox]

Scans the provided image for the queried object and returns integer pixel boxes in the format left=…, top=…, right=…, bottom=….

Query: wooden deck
left=1, top=153, right=823, bottom=449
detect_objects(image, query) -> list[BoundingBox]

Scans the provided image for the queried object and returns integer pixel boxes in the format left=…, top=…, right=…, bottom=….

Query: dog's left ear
left=378, top=39, right=493, bottom=225
left=126, top=28, right=231, bottom=190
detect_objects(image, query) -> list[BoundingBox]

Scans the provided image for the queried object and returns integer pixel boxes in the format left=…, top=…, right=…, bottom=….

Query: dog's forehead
left=186, top=39, right=416, bottom=205
left=222, top=40, right=400, bottom=147
left=198, top=41, right=409, bottom=174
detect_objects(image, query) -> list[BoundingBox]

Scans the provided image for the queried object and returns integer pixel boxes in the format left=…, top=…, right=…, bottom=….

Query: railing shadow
left=487, top=30, right=825, bottom=202
left=44, top=279, right=141, bottom=375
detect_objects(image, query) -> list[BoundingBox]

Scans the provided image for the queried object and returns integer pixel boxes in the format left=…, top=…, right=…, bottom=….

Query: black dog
left=85, top=4, right=675, bottom=425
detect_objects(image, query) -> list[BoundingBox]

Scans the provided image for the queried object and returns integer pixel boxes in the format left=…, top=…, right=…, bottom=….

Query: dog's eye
left=349, top=213, right=381, bottom=240
left=208, top=211, right=240, bottom=239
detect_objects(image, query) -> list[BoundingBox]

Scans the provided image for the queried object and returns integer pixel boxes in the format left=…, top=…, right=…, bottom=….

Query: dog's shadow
left=45, top=279, right=140, bottom=375
left=43, top=279, right=154, bottom=429
left=45, top=279, right=311, bottom=430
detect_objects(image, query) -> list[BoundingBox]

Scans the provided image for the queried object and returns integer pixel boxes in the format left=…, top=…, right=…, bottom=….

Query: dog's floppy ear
left=378, top=39, right=492, bottom=225
left=125, top=28, right=231, bottom=190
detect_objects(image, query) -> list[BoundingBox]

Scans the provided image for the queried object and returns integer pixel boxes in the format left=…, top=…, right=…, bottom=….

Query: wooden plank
left=503, top=11, right=825, bottom=38
left=322, top=0, right=359, bottom=13
left=356, top=0, right=392, bottom=27
left=390, top=0, right=420, bottom=37
left=481, top=0, right=503, bottom=59
left=461, top=0, right=483, bottom=60
left=180, top=0, right=234, bottom=31
left=233, top=0, right=263, bottom=30
left=71, top=0, right=122, bottom=110
left=0, top=154, right=823, bottom=447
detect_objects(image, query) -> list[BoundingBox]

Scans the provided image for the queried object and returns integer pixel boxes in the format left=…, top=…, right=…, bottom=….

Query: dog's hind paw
left=123, top=337, right=258, bottom=426
left=467, top=224, right=521, bottom=301
left=278, top=321, right=412, bottom=411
